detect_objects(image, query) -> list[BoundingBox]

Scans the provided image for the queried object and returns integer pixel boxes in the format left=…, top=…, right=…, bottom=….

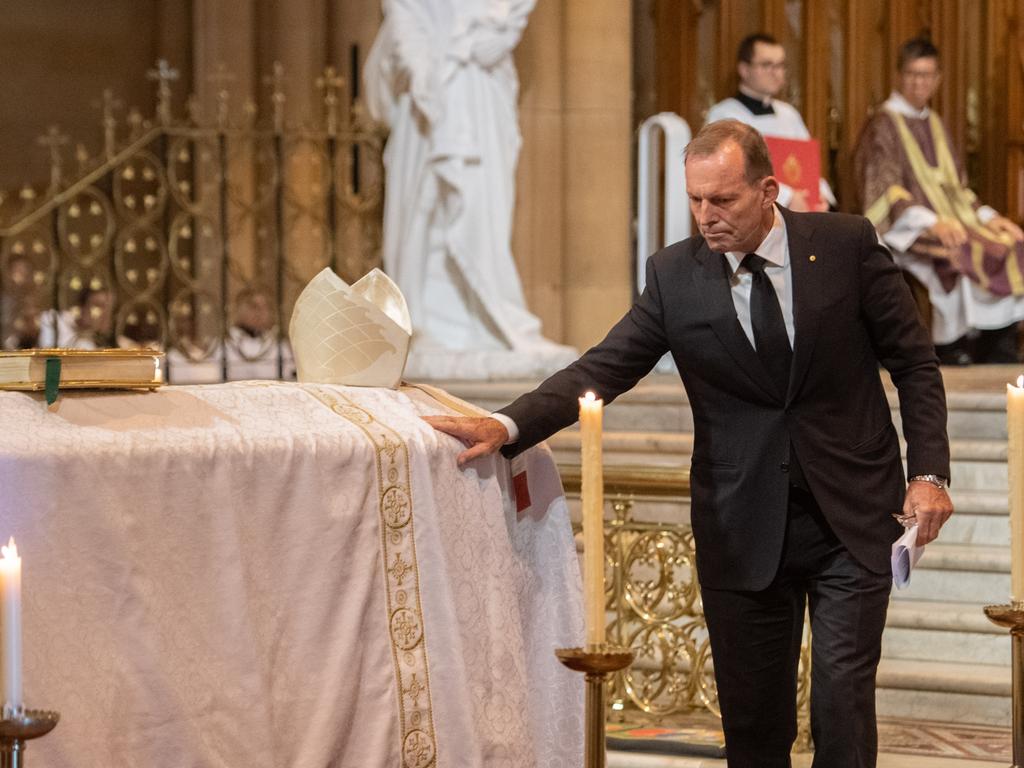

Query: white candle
left=1008, top=378, right=1024, bottom=604
left=579, top=392, right=606, bottom=647
left=0, top=537, right=22, bottom=714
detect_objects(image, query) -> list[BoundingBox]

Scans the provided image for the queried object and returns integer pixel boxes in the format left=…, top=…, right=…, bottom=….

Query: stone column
left=561, top=0, right=633, bottom=350
left=514, top=0, right=566, bottom=341
left=192, top=0, right=258, bottom=325
left=257, top=0, right=332, bottom=291
left=260, top=0, right=327, bottom=125
left=331, top=0, right=384, bottom=282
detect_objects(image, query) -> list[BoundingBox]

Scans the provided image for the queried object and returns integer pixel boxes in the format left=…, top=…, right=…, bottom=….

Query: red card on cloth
left=764, top=136, right=821, bottom=211
left=510, top=454, right=532, bottom=513
left=512, top=468, right=531, bottom=513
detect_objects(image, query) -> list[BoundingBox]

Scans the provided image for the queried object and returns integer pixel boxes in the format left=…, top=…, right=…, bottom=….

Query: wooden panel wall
left=637, top=0, right=1023, bottom=219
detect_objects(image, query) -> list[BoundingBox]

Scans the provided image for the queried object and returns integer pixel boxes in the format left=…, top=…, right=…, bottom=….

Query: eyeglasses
left=750, top=61, right=787, bottom=72
left=901, top=68, right=939, bottom=81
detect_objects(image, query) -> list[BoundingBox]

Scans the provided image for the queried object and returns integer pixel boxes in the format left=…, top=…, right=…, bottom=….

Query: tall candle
left=1008, top=378, right=1024, bottom=604
left=579, top=392, right=606, bottom=647
left=0, top=537, right=22, bottom=714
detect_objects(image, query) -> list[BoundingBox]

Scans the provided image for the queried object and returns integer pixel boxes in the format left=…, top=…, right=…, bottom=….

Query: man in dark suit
left=426, top=119, right=953, bottom=768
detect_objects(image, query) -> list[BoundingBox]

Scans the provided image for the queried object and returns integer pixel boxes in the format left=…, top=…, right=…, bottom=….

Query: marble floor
left=607, top=716, right=1012, bottom=768
left=608, top=753, right=1006, bottom=767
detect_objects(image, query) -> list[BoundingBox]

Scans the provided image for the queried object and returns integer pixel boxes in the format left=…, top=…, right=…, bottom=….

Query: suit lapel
left=691, top=242, right=780, bottom=397
left=782, top=208, right=823, bottom=404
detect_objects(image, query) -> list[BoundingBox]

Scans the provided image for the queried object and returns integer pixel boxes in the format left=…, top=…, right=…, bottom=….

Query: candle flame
left=1, top=537, right=16, bottom=560
left=583, top=391, right=596, bottom=403
left=1018, top=375, right=1023, bottom=388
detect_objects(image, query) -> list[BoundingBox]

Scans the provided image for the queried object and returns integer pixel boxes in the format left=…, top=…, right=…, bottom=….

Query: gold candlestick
left=556, top=645, right=634, bottom=768
left=0, top=709, right=59, bottom=768
left=984, top=604, right=1024, bottom=767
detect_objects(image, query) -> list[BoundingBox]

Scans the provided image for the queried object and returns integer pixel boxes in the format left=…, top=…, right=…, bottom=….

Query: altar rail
left=559, top=464, right=812, bottom=749
left=0, top=60, right=384, bottom=383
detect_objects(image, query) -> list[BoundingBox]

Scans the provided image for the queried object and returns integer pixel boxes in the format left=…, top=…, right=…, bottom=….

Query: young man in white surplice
left=707, top=32, right=835, bottom=213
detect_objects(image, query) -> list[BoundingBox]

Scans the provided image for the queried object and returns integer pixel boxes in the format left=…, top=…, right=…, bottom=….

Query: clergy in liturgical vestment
left=362, top=0, right=576, bottom=380
left=706, top=33, right=836, bottom=212
left=854, top=36, right=1024, bottom=364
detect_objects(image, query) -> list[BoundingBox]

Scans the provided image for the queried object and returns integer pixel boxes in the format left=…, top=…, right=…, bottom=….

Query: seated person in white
left=227, top=288, right=294, bottom=380
left=166, top=288, right=294, bottom=383
left=854, top=36, right=1024, bottom=364
left=37, top=285, right=115, bottom=349
left=707, top=32, right=835, bottom=212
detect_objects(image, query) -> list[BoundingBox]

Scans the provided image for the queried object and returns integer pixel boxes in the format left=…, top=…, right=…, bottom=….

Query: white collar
left=725, top=207, right=787, bottom=274
left=884, top=91, right=930, bottom=119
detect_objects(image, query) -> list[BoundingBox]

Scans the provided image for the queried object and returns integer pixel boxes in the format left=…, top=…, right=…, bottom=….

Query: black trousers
left=701, top=486, right=892, bottom=768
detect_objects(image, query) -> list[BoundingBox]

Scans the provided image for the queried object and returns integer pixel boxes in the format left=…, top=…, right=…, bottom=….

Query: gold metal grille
left=0, top=59, right=384, bottom=381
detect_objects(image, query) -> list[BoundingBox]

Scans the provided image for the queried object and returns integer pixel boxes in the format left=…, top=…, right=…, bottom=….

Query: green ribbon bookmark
left=44, top=357, right=61, bottom=405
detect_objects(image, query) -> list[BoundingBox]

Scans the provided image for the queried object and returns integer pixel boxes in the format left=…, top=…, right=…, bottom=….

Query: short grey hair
left=684, top=120, right=774, bottom=184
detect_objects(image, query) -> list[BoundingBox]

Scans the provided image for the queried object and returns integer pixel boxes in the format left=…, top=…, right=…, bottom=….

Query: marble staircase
left=439, top=366, right=1015, bottom=725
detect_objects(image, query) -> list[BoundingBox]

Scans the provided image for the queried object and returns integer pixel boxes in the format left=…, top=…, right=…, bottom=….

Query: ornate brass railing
left=559, top=464, right=812, bottom=749
left=0, top=60, right=384, bottom=382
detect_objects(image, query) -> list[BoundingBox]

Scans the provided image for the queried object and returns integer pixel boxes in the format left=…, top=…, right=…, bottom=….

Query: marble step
left=892, top=543, right=1010, bottom=603
left=607, top=752, right=1006, bottom=768
left=886, top=598, right=1010, bottom=635
left=549, top=430, right=1007, bottom=491
left=875, top=658, right=1010, bottom=725
left=440, top=369, right=1014, bottom=440
left=883, top=600, right=1010, bottom=666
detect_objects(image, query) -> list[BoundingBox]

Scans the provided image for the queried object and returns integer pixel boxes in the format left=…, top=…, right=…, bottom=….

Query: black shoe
left=935, top=339, right=973, bottom=365
left=974, top=323, right=1021, bottom=364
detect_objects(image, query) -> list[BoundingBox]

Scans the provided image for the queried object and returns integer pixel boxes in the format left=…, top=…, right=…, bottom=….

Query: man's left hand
left=903, top=481, right=954, bottom=547
left=990, top=215, right=1024, bottom=242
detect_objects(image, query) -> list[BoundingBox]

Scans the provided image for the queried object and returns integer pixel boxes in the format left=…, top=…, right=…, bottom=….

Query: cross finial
left=127, top=108, right=145, bottom=140
left=36, top=125, right=69, bottom=189
left=93, top=89, right=123, bottom=158
left=263, top=61, right=287, bottom=133
left=147, top=59, right=179, bottom=126
left=316, top=65, right=346, bottom=136
left=207, top=63, right=236, bottom=129
left=186, top=94, right=203, bottom=125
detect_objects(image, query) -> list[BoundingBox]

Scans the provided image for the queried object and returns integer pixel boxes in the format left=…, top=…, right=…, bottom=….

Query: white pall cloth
left=363, top=0, right=578, bottom=380
left=0, top=382, right=584, bottom=767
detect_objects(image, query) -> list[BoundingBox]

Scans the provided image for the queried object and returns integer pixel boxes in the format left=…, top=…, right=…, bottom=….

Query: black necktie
left=742, top=253, right=792, bottom=400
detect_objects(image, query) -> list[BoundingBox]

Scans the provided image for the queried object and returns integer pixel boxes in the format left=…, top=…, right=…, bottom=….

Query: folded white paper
left=891, top=524, right=924, bottom=589
left=289, top=267, right=412, bottom=388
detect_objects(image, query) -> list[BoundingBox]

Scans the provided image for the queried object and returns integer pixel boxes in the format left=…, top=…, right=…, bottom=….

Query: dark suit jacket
left=499, top=207, right=950, bottom=591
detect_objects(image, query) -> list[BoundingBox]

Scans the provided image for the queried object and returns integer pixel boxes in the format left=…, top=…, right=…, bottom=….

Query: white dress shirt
left=493, top=207, right=794, bottom=444
left=724, top=206, right=795, bottom=349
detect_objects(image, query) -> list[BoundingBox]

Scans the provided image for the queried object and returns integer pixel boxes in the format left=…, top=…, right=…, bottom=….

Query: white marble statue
left=364, top=0, right=576, bottom=379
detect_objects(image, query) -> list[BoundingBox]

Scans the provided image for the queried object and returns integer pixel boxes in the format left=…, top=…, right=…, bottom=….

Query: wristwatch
left=909, top=474, right=948, bottom=490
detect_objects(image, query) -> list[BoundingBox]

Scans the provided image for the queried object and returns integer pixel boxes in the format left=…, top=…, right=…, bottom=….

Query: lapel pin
left=809, top=255, right=817, bottom=262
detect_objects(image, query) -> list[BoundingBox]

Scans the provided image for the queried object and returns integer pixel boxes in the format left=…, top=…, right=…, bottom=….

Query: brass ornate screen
left=0, top=60, right=384, bottom=382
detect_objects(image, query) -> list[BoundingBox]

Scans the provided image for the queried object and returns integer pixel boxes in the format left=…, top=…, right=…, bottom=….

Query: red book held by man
left=763, top=136, right=821, bottom=211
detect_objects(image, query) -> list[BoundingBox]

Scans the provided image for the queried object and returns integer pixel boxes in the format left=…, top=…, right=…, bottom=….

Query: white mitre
left=289, top=267, right=412, bottom=388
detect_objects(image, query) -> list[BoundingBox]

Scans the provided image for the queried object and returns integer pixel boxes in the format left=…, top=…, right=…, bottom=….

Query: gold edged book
left=0, top=348, right=164, bottom=391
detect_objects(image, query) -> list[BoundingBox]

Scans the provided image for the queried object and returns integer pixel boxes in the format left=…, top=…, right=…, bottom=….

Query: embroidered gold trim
left=304, top=385, right=437, bottom=768
left=401, top=381, right=489, bottom=418
left=970, top=240, right=989, bottom=291
left=890, top=111, right=994, bottom=236
left=1007, top=240, right=1024, bottom=295
left=864, top=184, right=913, bottom=227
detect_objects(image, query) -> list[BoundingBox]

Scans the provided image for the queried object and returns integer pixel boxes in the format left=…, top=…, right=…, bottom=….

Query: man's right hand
left=423, top=415, right=509, bottom=467
left=929, top=217, right=968, bottom=250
